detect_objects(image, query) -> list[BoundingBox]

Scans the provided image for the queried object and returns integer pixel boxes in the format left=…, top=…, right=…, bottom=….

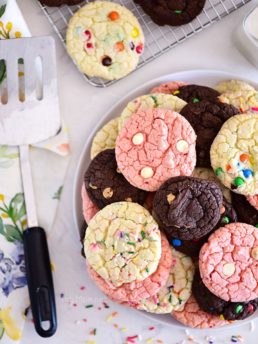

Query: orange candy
left=108, top=11, right=120, bottom=21
left=226, top=164, right=231, bottom=171
left=240, top=154, right=249, bottom=163
left=115, top=41, right=124, bottom=52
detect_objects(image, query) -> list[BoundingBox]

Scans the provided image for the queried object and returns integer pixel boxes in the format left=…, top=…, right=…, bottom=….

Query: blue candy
left=242, top=169, right=254, bottom=179
left=172, top=239, right=182, bottom=247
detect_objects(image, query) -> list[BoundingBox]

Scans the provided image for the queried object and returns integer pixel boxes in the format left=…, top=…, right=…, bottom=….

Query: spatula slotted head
left=0, top=36, right=61, bottom=146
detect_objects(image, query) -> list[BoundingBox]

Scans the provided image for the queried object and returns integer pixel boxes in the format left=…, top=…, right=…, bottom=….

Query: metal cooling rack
left=38, top=0, right=251, bottom=87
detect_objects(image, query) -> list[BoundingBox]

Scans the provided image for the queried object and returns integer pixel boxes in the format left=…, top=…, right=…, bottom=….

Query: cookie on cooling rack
left=134, top=0, right=206, bottom=26
left=66, top=1, right=144, bottom=80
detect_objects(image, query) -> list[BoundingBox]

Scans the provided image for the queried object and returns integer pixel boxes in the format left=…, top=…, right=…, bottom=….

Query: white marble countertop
left=17, top=0, right=258, bottom=343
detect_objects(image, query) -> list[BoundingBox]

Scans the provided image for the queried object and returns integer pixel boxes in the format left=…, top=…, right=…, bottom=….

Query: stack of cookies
left=81, top=79, right=258, bottom=329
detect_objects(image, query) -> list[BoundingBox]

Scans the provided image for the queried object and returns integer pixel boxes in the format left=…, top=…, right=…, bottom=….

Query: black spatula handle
left=23, top=227, right=57, bottom=337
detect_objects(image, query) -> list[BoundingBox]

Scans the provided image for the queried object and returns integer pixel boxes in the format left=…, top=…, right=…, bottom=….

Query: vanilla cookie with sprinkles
left=84, top=202, right=162, bottom=287
left=210, top=114, right=258, bottom=196
left=84, top=149, right=147, bottom=209
left=66, top=1, right=144, bottom=80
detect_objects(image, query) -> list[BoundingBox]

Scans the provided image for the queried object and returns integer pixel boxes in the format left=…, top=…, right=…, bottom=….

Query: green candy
left=192, top=97, right=200, bottom=103
left=215, top=167, right=223, bottom=176
left=255, top=224, right=258, bottom=228
left=174, top=10, right=182, bottom=14
left=234, top=177, right=245, bottom=187
left=222, top=216, right=230, bottom=224
left=235, top=304, right=243, bottom=314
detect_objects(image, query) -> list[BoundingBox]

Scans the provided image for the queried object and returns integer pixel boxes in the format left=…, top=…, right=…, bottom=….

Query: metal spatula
left=0, top=36, right=59, bottom=337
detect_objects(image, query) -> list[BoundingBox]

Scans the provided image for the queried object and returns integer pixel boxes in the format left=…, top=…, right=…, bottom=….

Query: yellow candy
left=131, top=27, right=140, bottom=38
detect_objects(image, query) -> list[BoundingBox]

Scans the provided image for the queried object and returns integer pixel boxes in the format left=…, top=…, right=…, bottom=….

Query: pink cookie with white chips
left=81, top=184, right=99, bottom=223
left=116, top=108, right=196, bottom=191
left=86, top=233, right=173, bottom=302
left=247, top=195, right=258, bottom=211
left=150, top=81, right=186, bottom=94
left=199, top=223, right=258, bottom=302
left=172, top=296, right=231, bottom=329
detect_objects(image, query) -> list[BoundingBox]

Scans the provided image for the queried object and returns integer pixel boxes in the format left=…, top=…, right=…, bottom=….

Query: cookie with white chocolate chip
left=84, top=149, right=147, bottom=209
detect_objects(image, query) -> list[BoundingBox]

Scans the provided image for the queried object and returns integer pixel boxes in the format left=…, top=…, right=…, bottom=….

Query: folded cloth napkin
left=0, top=1, right=70, bottom=342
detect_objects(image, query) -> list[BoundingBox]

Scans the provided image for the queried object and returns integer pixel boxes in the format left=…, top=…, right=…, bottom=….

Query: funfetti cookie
left=199, top=223, right=258, bottom=302
left=66, top=1, right=144, bottom=80
left=134, top=0, right=205, bottom=26
left=87, top=233, right=172, bottom=302
left=172, top=296, right=230, bottom=329
left=91, top=118, right=119, bottom=159
left=153, top=176, right=223, bottom=241
left=231, top=192, right=258, bottom=227
left=118, top=93, right=187, bottom=131
left=116, top=108, right=196, bottom=192
left=81, top=183, right=99, bottom=224
left=210, top=114, right=258, bottom=196
left=180, top=100, right=239, bottom=167
left=150, top=81, right=186, bottom=94
left=192, top=167, right=231, bottom=202
left=134, top=248, right=194, bottom=314
left=193, top=269, right=258, bottom=321
left=247, top=194, right=258, bottom=211
left=216, top=80, right=258, bottom=114
left=215, top=79, right=256, bottom=94
left=170, top=197, right=238, bottom=258
left=84, top=149, right=147, bottom=209
left=84, top=202, right=162, bottom=287
left=174, top=84, right=220, bottom=103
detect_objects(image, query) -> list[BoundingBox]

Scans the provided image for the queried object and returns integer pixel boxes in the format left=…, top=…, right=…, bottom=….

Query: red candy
left=248, top=304, right=254, bottom=313
left=136, top=43, right=143, bottom=54
left=84, top=30, right=91, bottom=41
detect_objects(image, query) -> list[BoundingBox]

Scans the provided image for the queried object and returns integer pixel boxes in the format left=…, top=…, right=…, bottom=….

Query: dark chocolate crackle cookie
left=231, top=192, right=258, bottom=227
left=153, top=176, right=223, bottom=240
left=174, top=84, right=220, bottom=103
left=40, top=0, right=83, bottom=6
left=84, top=149, right=147, bottom=209
left=193, top=269, right=258, bottom=320
left=170, top=197, right=238, bottom=257
left=180, top=100, right=239, bottom=167
left=134, top=0, right=205, bottom=26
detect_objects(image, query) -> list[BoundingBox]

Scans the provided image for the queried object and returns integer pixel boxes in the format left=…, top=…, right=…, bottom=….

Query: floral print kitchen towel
left=0, top=1, right=70, bottom=342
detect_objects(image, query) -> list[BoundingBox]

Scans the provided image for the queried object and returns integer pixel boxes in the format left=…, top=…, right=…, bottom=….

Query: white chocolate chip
left=251, top=247, right=258, bottom=260
left=103, top=187, right=113, bottom=199
left=167, top=193, right=175, bottom=204
left=132, top=132, right=144, bottom=145
left=176, top=140, right=189, bottom=153
left=89, top=183, right=98, bottom=189
left=141, top=167, right=154, bottom=179
left=125, top=197, right=132, bottom=202
left=223, top=263, right=235, bottom=276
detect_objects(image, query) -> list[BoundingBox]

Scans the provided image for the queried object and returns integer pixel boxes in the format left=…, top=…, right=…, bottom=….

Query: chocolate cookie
left=174, top=85, right=220, bottom=103
left=134, top=0, right=205, bottom=26
left=193, top=270, right=258, bottom=320
left=170, top=197, right=238, bottom=257
left=80, top=221, right=87, bottom=258
left=231, top=192, right=258, bottom=227
left=153, top=176, right=223, bottom=240
left=40, top=0, right=83, bottom=6
left=84, top=149, right=147, bottom=209
left=180, top=100, right=239, bottom=167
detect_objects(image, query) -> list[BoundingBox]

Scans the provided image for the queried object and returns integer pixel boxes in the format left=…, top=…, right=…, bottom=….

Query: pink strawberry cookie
left=81, top=183, right=99, bottom=223
left=116, top=108, right=196, bottom=192
left=172, top=296, right=231, bottom=329
left=150, top=81, right=186, bottom=94
left=199, top=223, right=258, bottom=302
left=86, top=233, right=173, bottom=302
left=247, top=195, right=258, bottom=211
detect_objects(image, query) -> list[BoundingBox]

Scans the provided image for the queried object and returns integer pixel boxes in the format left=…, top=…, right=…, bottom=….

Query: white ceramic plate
left=73, top=69, right=258, bottom=329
